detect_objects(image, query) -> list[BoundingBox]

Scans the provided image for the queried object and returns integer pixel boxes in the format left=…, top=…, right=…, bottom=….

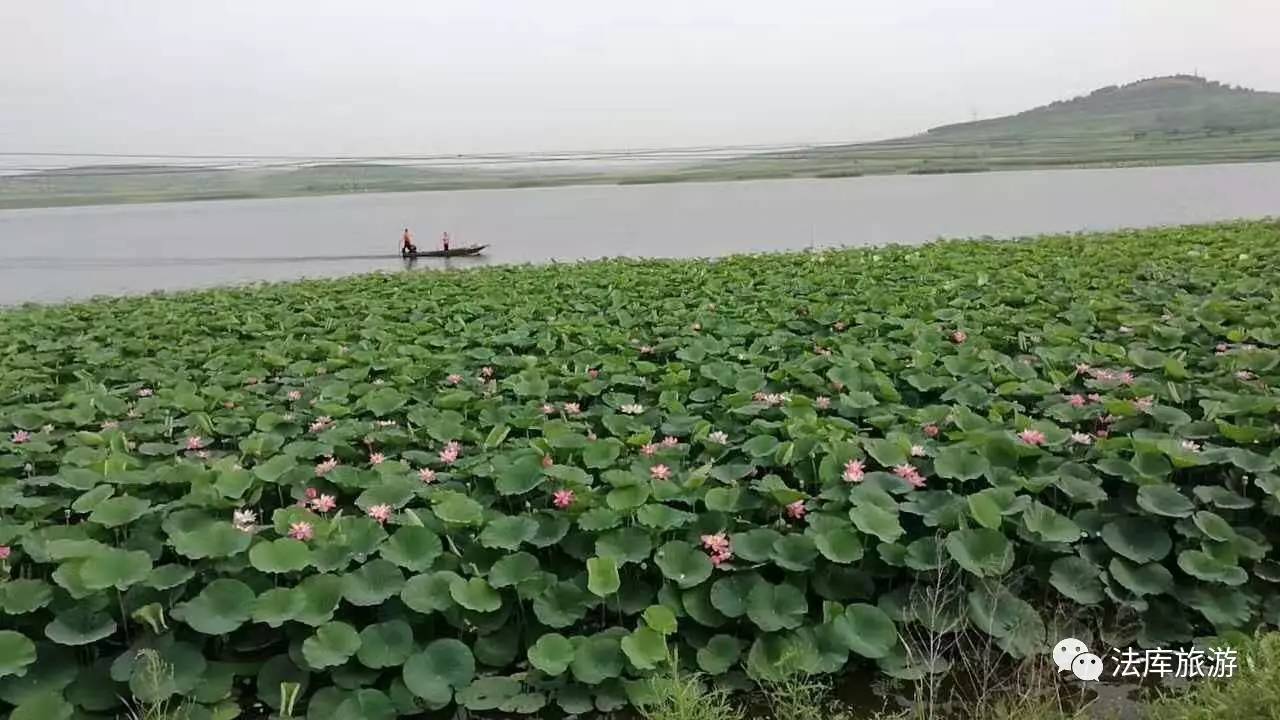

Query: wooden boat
left=402, top=245, right=487, bottom=258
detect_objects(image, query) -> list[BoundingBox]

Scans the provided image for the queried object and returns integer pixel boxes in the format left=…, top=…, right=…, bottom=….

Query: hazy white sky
left=3, top=1, right=1278, bottom=157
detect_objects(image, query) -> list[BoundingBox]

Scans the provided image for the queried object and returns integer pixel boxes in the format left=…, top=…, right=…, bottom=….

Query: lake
left=2, top=161, right=1279, bottom=305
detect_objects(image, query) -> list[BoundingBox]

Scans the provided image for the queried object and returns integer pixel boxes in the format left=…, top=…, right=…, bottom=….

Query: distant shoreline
left=4, top=154, right=1280, bottom=211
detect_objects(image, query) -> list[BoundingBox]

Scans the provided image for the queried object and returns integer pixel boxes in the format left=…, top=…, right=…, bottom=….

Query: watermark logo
left=1053, top=638, right=1237, bottom=682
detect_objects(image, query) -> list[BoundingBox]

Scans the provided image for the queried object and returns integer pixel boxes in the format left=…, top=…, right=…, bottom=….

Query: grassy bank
left=1, top=221, right=1279, bottom=719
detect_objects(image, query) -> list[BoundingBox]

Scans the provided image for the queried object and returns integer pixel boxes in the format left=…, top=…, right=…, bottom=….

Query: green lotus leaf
left=70, top=484, right=114, bottom=514
left=355, top=478, right=417, bottom=511
left=730, top=528, right=782, bottom=562
left=1050, top=556, right=1104, bottom=604
left=831, top=603, right=897, bottom=659
left=745, top=582, right=807, bottom=632
left=341, top=560, right=405, bottom=606
left=1101, top=517, right=1171, bottom=563
left=495, top=456, right=547, bottom=496
left=967, top=585, right=1046, bottom=658
left=654, top=540, right=713, bottom=588
left=813, top=527, right=864, bottom=563
left=432, top=492, right=485, bottom=525
left=403, top=638, right=475, bottom=707
left=487, top=552, right=542, bottom=588
left=642, top=604, right=678, bottom=635
left=250, top=538, right=313, bottom=573
left=81, top=548, right=152, bottom=591
left=173, top=578, right=254, bottom=634
left=0, top=580, right=53, bottom=615
left=595, top=527, right=653, bottom=565
left=45, top=606, right=117, bottom=645
left=145, top=564, right=195, bottom=590
left=1185, top=585, right=1255, bottom=627
left=945, top=529, right=1013, bottom=577
left=578, top=508, right=622, bottom=531
left=356, top=620, right=414, bottom=669
left=87, top=495, right=150, bottom=527
left=636, top=503, right=697, bottom=530
left=1108, top=557, right=1174, bottom=596
left=849, top=504, right=904, bottom=543
left=253, top=587, right=305, bottom=627
left=696, top=635, right=743, bottom=674
left=1136, top=485, right=1195, bottom=518
left=904, top=536, right=947, bottom=571
left=583, top=438, right=624, bottom=468
left=0, top=632, right=36, bottom=679
left=533, top=581, right=594, bottom=628
left=587, top=556, right=621, bottom=597
left=9, top=690, right=73, bottom=720
left=746, top=632, right=821, bottom=682
left=527, top=633, right=575, bottom=676
left=379, top=526, right=442, bottom=571
left=571, top=634, right=624, bottom=685
left=480, top=515, right=539, bottom=550
left=1021, top=502, right=1083, bottom=543
left=334, top=689, right=397, bottom=720
left=709, top=574, right=758, bottom=618
left=934, top=447, right=990, bottom=480
left=456, top=676, right=522, bottom=711
left=771, top=534, right=819, bottom=571
left=302, top=621, right=361, bottom=669
left=1178, top=550, right=1248, bottom=585
left=362, top=387, right=407, bottom=416
left=966, top=490, right=1005, bottom=529
left=170, top=521, right=252, bottom=559
left=743, top=434, right=780, bottom=457
left=449, top=577, right=503, bottom=613
left=621, top=627, right=668, bottom=670
left=294, top=573, right=344, bottom=626
left=1192, top=511, right=1236, bottom=542
left=1193, top=486, right=1254, bottom=510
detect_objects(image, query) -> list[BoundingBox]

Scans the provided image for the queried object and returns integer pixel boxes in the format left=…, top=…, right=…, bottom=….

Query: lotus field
left=2, top=221, right=1280, bottom=719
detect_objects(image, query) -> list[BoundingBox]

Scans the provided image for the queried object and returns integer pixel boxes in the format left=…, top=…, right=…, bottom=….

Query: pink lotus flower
left=315, top=457, right=338, bottom=476
left=893, top=463, right=925, bottom=486
left=785, top=500, right=807, bottom=520
left=661, top=436, right=679, bottom=448
left=1070, top=432, right=1093, bottom=445
left=0, top=546, right=10, bottom=560
left=553, top=489, right=575, bottom=509
left=923, top=424, right=940, bottom=438
left=1075, top=363, right=1091, bottom=374
left=185, top=436, right=205, bottom=450
left=1118, top=325, right=1133, bottom=334
left=830, top=381, right=845, bottom=391
left=910, top=444, right=926, bottom=458
left=815, top=396, right=831, bottom=410
left=843, top=459, right=866, bottom=483
left=709, top=551, right=733, bottom=567
left=367, top=504, right=393, bottom=524
left=833, top=321, right=847, bottom=331
left=815, top=346, right=832, bottom=356
left=10, top=431, right=30, bottom=445
left=41, top=424, right=53, bottom=434
left=541, top=403, right=556, bottom=415
left=1067, top=394, right=1086, bottom=408
left=439, top=447, right=459, bottom=465
left=586, top=431, right=597, bottom=441
left=650, top=464, right=671, bottom=481
left=374, top=419, right=397, bottom=428
left=288, top=522, right=314, bottom=541
left=1118, top=371, right=1135, bottom=385
left=1236, top=370, right=1257, bottom=381
left=288, top=390, right=303, bottom=401
left=305, top=487, right=319, bottom=500
left=1133, top=396, right=1154, bottom=412
left=1095, top=428, right=1110, bottom=439
left=373, top=379, right=385, bottom=386
left=620, top=403, right=643, bottom=415
left=950, top=330, right=967, bottom=344
left=369, top=452, right=385, bottom=465
left=588, top=368, right=599, bottom=379
left=1087, top=393, right=1102, bottom=403
left=446, top=374, right=463, bottom=386
left=418, top=468, right=437, bottom=484
left=708, top=431, right=729, bottom=445
left=101, top=420, right=119, bottom=430
left=542, top=455, right=554, bottom=468
left=1017, top=429, right=1047, bottom=446
left=564, top=402, right=581, bottom=415
left=639, top=345, right=654, bottom=355
left=195, top=450, right=210, bottom=459
left=701, top=533, right=731, bottom=555
left=692, top=323, right=702, bottom=332
left=137, top=387, right=153, bottom=397
left=1180, top=440, right=1202, bottom=453
left=1216, top=343, right=1230, bottom=353
left=309, top=416, right=333, bottom=433
left=311, top=494, right=337, bottom=513
left=481, top=366, right=494, bottom=378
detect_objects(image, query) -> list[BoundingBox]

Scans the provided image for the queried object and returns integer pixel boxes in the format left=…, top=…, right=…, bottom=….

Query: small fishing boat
left=402, top=245, right=487, bottom=258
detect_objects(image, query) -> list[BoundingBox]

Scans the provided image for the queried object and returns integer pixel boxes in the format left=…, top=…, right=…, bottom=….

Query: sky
left=3, top=0, right=1279, bottom=159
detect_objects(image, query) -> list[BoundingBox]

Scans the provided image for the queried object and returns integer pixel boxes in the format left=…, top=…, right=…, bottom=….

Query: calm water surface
left=1, top=162, right=1278, bottom=305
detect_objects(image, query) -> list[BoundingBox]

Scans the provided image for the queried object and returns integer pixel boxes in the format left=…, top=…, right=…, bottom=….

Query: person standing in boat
left=401, top=228, right=417, bottom=255
left=440, top=232, right=451, bottom=252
